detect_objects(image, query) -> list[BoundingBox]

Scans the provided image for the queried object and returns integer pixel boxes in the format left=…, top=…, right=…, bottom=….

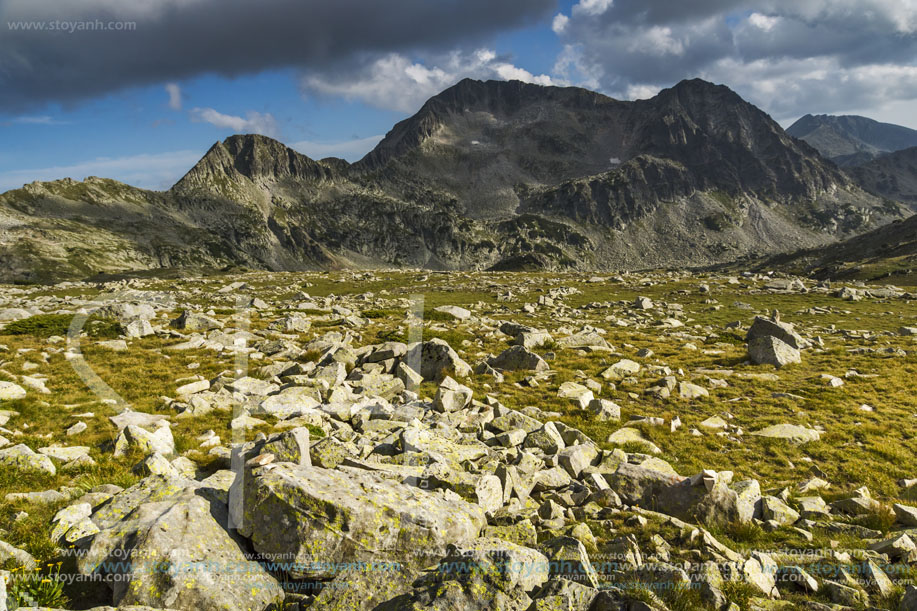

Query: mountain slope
left=0, top=79, right=909, bottom=283
left=760, top=212, right=917, bottom=284
left=360, top=79, right=852, bottom=218
left=848, top=147, right=917, bottom=209
left=787, top=114, right=917, bottom=166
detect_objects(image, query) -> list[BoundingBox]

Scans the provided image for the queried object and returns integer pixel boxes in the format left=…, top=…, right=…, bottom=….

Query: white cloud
left=291, top=135, right=385, bottom=161
left=552, top=13, right=569, bottom=34
left=700, top=56, right=917, bottom=124
left=189, top=107, right=278, bottom=137
left=572, top=0, right=614, bottom=17
left=301, top=48, right=557, bottom=112
left=625, top=84, right=662, bottom=100
left=6, top=115, right=67, bottom=125
left=626, top=26, right=685, bottom=57
left=165, top=83, right=182, bottom=110
left=0, top=149, right=203, bottom=193
left=552, top=44, right=602, bottom=91
left=748, top=13, right=780, bottom=32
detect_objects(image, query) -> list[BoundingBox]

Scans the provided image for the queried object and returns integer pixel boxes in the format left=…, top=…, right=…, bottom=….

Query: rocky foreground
left=0, top=270, right=916, bottom=610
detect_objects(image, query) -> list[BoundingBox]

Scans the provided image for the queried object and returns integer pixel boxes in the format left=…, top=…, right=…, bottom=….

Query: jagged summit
left=172, top=134, right=336, bottom=193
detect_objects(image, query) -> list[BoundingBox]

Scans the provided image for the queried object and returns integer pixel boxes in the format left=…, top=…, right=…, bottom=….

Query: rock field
left=0, top=270, right=916, bottom=610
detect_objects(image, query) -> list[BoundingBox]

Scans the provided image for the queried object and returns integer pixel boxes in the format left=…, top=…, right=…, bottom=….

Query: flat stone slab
left=751, top=423, right=821, bottom=444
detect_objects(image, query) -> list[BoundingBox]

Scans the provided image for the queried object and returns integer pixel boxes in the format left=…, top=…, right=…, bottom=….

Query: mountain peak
left=358, top=78, right=616, bottom=170
left=787, top=114, right=917, bottom=165
left=172, top=133, right=331, bottom=193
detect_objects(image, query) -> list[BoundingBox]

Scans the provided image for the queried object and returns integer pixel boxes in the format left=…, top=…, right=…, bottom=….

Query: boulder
left=0, top=381, right=27, bottom=401
left=556, top=382, right=594, bottom=409
left=555, top=332, right=609, bottom=350
left=124, top=318, right=155, bottom=338
left=308, top=564, right=419, bottom=611
left=434, top=305, right=472, bottom=320
left=600, top=359, right=640, bottom=380
left=0, top=444, right=56, bottom=475
left=0, top=538, right=37, bottom=569
left=606, top=428, right=661, bottom=454
left=760, top=495, right=800, bottom=526
left=237, top=462, right=486, bottom=579
left=433, top=376, right=474, bottom=412
left=511, top=330, right=553, bottom=349
left=404, top=338, right=472, bottom=382
left=538, top=537, right=599, bottom=589
left=79, top=475, right=283, bottom=609
left=437, top=537, right=550, bottom=593
left=488, top=345, right=548, bottom=372
left=677, top=381, right=708, bottom=399
left=170, top=310, right=222, bottom=332
left=524, top=422, right=566, bottom=455
left=113, top=423, right=175, bottom=458
left=748, top=335, right=801, bottom=368
left=587, top=399, right=621, bottom=421
left=254, top=386, right=322, bottom=418
left=894, top=503, right=917, bottom=527
left=746, top=316, right=807, bottom=349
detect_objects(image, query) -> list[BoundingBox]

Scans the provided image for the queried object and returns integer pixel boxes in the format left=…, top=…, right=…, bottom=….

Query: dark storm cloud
left=556, top=0, right=917, bottom=120
left=0, top=0, right=555, bottom=110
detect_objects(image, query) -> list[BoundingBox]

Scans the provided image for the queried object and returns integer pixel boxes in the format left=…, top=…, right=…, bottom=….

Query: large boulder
left=434, top=305, right=472, bottom=320
left=307, top=563, right=420, bottom=611
left=404, top=338, right=472, bottom=382
left=237, top=462, right=486, bottom=579
left=78, top=475, right=283, bottom=610
left=170, top=310, right=223, bottom=332
left=746, top=316, right=807, bottom=349
left=437, top=538, right=551, bottom=593
left=487, top=346, right=548, bottom=372
left=604, top=464, right=746, bottom=526
left=113, top=423, right=176, bottom=458
left=253, top=386, right=321, bottom=418
left=748, top=335, right=801, bottom=368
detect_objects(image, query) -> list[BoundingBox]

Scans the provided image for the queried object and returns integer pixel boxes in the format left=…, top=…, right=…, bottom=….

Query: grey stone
left=748, top=335, right=801, bottom=368
left=488, top=345, right=548, bottom=372
left=404, top=338, right=472, bottom=382
left=79, top=475, right=283, bottom=609
left=750, top=423, right=820, bottom=444
left=238, top=462, right=486, bottom=579
left=0, top=444, right=56, bottom=474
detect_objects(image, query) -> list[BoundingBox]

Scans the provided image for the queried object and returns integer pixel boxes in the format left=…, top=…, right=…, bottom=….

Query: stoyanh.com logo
left=7, top=19, right=137, bottom=33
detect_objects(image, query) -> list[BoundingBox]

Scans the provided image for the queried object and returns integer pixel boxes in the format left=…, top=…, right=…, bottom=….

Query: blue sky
left=2, top=0, right=916, bottom=192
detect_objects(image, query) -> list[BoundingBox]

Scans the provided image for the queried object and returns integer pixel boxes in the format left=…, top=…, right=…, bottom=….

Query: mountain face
left=0, top=79, right=909, bottom=283
left=848, top=147, right=917, bottom=209
left=787, top=114, right=917, bottom=166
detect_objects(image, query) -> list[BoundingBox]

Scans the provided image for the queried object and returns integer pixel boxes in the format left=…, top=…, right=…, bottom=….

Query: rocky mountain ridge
left=0, top=79, right=910, bottom=283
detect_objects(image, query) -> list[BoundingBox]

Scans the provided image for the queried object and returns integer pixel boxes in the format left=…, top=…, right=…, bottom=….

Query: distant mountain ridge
left=0, top=78, right=909, bottom=283
left=787, top=114, right=917, bottom=166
